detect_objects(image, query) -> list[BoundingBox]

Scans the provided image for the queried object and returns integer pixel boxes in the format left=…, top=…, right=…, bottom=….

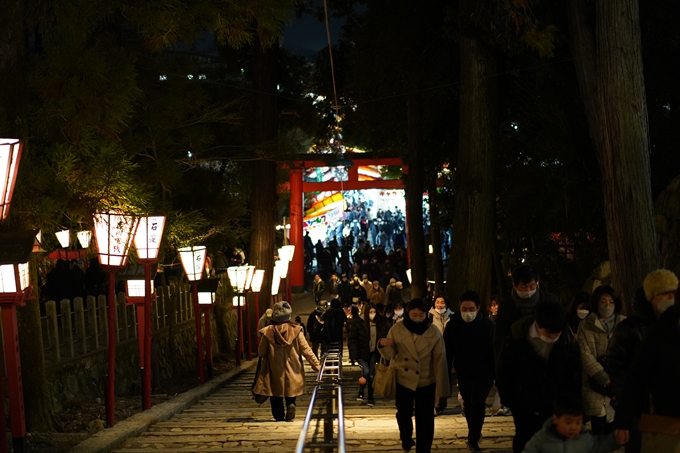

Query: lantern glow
left=55, top=230, right=70, bottom=248
left=93, top=213, right=139, bottom=268
left=0, top=138, right=22, bottom=221
left=250, top=270, right=265, bottom=293
left=77, top=230, right=92, bottom=248
left=134, top=216, right=166, bottom=261
left=178, top=245, right=206, bottom=281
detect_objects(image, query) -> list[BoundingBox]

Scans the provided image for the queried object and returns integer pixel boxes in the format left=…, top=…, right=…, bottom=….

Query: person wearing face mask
left=360, top=274, right=373, bottom=297
left=496, top=301, right=581, bottom=453
left=442, top=291, right=495, bottom=451
left=393, top=301, right=406, bottom=323
left=494, top=265, right=559, bottom=360
left=567, top=292, right=591, bottom=338
left=378, top=298, right=450, bottom=453
left=606, top=269, right=678, bottom=453
left=577, top=286, right=626, bottom=435
left=369, top=280, right=385, bottom=304
left=428, top=293, right=454, bottom=416
left=613, top=271, right=680, bottom=452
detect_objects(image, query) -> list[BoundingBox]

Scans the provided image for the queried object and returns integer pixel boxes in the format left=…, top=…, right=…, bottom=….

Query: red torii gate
left=281, top=155, right=406, bottom=292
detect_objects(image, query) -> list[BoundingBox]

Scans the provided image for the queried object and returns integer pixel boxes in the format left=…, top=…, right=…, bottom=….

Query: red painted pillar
left=106, top=271, right=117, bottom=427
left=143, top=262, right=152, bottom=410
left=204, top=308, right=213, bottom=379
left=2, top=304, right=26, bottom=452
left=289, top=168, right=304, bottom=292
left=192, top=284, right=204, bottom=384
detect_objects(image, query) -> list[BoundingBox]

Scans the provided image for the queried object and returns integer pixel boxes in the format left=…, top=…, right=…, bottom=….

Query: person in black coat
left=607, top=269, right=678, bottom=452
left=338, top=274, right=352, bottom=306
left=614, top=289, right=680, bottom=450
left=494, top=264, right=559, bottom=359
left=307, top=305, right=327, bottom=358
left=348, top=305, right=372, bottom=402
left=496, top=301, right=581, bottom=453
left=443, top=290, right=496, bottom=452
left=322, top=298, right=347, bottom=345
left=350, top=279, right=368, bottom=304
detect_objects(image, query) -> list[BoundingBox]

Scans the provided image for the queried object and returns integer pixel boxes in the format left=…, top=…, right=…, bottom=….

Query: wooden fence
left=40, top=283, right=198, bottom=365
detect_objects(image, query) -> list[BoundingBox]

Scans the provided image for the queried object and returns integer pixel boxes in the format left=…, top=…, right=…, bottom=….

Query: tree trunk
left=428, top=183, right=445, bottom=294
left=0, top=0, right=57, bottom=432
left=568, top=0, right=658, bottom=311
left=406, top=92, right=426, bottom=299
left=447, top=32, right=497, bottom=307
left=247, top=42, right=278, bottom=321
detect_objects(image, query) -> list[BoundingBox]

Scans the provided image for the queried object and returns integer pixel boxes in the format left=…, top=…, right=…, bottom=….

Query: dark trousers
left=511, top=409, right=545, bottom=453
left=458, top=375, right=494, bottom=443
left=395, top=383, right=436, bottom=453
left=590, top=415, right=614, bottom=435
left=270, top=396, right=296, bottom=421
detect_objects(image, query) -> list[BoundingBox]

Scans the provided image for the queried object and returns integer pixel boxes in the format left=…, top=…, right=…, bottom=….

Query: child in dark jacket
left=522, top=396, right=620, bottom=453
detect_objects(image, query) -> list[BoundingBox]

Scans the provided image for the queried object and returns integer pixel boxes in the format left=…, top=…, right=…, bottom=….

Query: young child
left=522, top=395, right=620, bottom=453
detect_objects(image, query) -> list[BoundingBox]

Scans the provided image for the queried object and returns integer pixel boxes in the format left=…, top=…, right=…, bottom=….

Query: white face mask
left=516, top=289, right=537, bottom=299
left=577, top=309, right=589, bottom=320
left=599, top=304, right=615, bottom=318
left=394, top=310, right=404, bottom=317
left=461, top=311, right=477, bottom=323
left=369, top=313, right=376, bottom=320
left=435, top=307, right=446, bottom=314
left=658, top=299, right=675, bottom=313
left=539, top=333, right=561, bottom=344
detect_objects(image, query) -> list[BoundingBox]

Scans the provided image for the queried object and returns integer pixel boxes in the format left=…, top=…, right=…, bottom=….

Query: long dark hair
left=590, top=285, right=622, bottom=315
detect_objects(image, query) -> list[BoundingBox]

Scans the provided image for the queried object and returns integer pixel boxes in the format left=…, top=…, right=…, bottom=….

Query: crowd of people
left=257, top=263, right=680, bottom=453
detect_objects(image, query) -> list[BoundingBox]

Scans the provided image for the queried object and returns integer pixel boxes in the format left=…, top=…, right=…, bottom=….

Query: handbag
left=251, top=357, right=269, bottom=404
left=373, top=356, right=396, bottom=398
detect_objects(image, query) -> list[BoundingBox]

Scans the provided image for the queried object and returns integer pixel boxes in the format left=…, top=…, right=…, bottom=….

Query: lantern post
left=178, top=245, right=207, bottom=383
left=197, top=278, right=220, bottom=379
left=227, top=265, right=251, bottom=366
left=250, top=270, right=265, bottom=347
left=55, top=230, right=70, bottom=260
left=0, top=139, right=22, bottom=222
left=271, top=267, right=282, bottom=306
left=0, top=231, right=36, bottom=453
left=93, top=212, right=139, bottom=427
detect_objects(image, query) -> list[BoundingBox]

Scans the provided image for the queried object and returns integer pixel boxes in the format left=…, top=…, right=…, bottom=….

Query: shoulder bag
left=373, top=355, right=396, bottom=398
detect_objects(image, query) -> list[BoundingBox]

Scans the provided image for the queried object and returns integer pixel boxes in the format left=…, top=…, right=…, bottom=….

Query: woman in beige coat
left=577, top=285, right=625, bottom=434
left=379, top=298, right=450, bottom=453
left=253, top=301, right=321, bottom=421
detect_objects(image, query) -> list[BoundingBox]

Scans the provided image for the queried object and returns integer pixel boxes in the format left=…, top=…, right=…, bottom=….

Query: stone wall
left=46, top=315, right=224, bottom=412
left=655, top=175, right=680, bottom=277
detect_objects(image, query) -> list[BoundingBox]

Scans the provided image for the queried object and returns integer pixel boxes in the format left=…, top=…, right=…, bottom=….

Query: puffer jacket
left=443, top=311, right=495, bottom=380
left=577, top=312, right=625, bottom=418
left=522, top=417, right=618, bottom=453
left=615, top=306, right=680, bottom=429
left=496, top=316, right=581, bottom=417
left=604, top=288, right=656, bottom=402
left=253, top=323, right=321, bottom=397
left=368, top=286, right=384, bottom=304
left=428, top=307, right=453, bottom=335
left=348, top=319, right=370, bottom=362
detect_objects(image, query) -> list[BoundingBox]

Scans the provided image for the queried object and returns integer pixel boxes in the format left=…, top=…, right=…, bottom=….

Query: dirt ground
left=15, top=353, right=237, bottom=453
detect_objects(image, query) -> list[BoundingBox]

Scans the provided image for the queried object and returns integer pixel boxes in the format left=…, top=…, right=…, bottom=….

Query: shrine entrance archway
left=283, top=154, right=406, bottom=292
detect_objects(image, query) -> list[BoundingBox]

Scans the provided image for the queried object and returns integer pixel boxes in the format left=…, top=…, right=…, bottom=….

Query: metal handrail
left=295, top=342, right=346, bottom=453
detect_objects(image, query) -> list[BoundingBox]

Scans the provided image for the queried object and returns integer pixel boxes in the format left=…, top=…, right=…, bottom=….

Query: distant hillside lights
left=158, top=74, right=207, bottom=82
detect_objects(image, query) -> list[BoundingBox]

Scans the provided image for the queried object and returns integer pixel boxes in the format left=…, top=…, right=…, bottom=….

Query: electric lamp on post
left=132, top=215, right=165, bottom=410
left=242, top=265, right=256, bottom=361
left=55, top=229, right=70, bottom=260
left=93, top=212, right=139, bottom=427
left=197, top=278, right=220, bottom=379
left=77, top=230, right=92, bottom=249
left=0, top=138, right=22, bottom=222
left=279, top=245, right=295, bottom=303
left=178, top=245, right=207, bottom=383
left=250, top=270, right=265, bottom=346
left=227, top=265, right=251, bottom=366
left=271, top=267, right=282, bottom=306
left=0, top=231, right=36, bottom=453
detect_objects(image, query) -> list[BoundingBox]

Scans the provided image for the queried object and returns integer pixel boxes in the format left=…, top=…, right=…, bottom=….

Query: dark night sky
left=282, top=11, right=344, bottom=60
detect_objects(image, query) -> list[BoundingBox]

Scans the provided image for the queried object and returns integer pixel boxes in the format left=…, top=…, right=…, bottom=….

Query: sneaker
left=466, top=441, right=481, bottom=451
left=435, top=407, right=444, bottom=416
left=367, top=398, right=374, bottom=407
left=357, top=391, right=364, bottom=402
left=285, top=404, right=296, bottom=421
left=401, top=438, right=415, bottom=452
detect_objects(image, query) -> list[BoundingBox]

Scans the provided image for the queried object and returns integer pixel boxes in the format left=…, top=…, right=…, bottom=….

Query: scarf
left=600, top=313, right=617, bottom=335
left=511, top=289, right=540, bottom=316
left=402, top=315, right=431, bottom=336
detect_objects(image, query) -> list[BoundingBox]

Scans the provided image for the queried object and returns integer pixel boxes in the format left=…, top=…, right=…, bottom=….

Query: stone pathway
left=112, top=350, right=515, bottom=452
